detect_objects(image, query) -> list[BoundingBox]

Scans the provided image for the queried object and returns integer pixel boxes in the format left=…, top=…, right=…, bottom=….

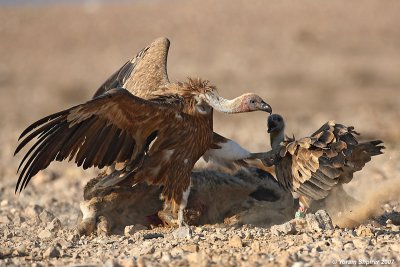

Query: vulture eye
left=250, top=100, right=255, bottom=104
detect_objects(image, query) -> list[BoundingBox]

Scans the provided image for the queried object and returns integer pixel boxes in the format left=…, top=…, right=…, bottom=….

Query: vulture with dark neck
left=265, top=114, right=384, bottom=217
left=14, top=37, right=271, bottom=226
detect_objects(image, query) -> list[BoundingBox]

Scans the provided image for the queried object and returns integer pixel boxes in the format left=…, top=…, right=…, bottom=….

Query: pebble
left=187, top=252, right=210, bottom=267
left=24, top=205, right=44, bottom=218
left=180, top=244, right=199, bottom=252
left=353, top=238, right=369, bottom=249
left=0, top=215, right=11, bottom=224
left=39, top=210, right=55, bottom=223
left=4, top=229, right=13, bottom=238
left=67, top=233, right=80, bottom=242
left=46, top=218, right=62, bottom=233
left=172, top=226, right=192, bottom=239
left=0, top=199, right=9, bottom=207
left=305, top=210, right=334, bottom=232
left=38, top=229, right=53, bottom=239
left=43, top=246, right=61, bottom=258
left=229, top=235, right=243, bottom=248
left=124, top=224, right=148, bottom=236
left=0, top=248, right=13, bottom=258
left=15, top=244, right=26, bottom=256
left=356, top=225, right=374, bottom=237
left=250, top=241, right=260, bottom=253
left=271, top=222, right=297, bottom=236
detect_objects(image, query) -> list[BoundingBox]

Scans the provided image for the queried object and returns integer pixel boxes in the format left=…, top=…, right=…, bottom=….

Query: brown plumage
left=15, top=37, right=272, bottom=225
left=265, top=114, right=384, bottom=210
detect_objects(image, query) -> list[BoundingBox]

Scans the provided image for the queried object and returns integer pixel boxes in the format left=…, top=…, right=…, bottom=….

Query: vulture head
left=202, top=91, right=272, bottom=114
left=267, top=114, right=287, bottom=151
left=237, top=93, right=272, bottom=113
left=267, top=114, right=285, bottom=133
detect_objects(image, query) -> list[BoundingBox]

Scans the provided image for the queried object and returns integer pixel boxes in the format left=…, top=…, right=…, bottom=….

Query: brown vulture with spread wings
left=263, top=114, right=384, bottom=217
left=14, top=37, right=272, bottom=226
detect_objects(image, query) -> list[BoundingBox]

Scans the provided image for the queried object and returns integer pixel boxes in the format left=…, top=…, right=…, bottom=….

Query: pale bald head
left=239, top=93, right=272, bottom=113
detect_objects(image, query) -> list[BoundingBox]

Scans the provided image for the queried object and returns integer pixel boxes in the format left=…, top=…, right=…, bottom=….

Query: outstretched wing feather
left=15, top=88, right=182, bottom=192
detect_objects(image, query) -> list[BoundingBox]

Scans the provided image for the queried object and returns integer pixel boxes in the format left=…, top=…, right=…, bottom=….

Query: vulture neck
left=205, top=93, right=246, bottom=113
left=270, top=129, right=285, bottom=151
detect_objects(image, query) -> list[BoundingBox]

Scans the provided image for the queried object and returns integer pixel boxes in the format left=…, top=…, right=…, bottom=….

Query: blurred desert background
left=0, top=0, right=400, bottom=266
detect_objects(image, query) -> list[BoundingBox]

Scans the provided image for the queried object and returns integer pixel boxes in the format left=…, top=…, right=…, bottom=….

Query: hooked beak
left=260, top=101, right=272, bottom=114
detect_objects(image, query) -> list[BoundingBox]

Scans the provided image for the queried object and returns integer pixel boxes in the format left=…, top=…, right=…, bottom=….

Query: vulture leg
left=178, top=186, right=191, bottom=227
left=296, top=195, right=312, bottom=218
left=171, top=185, right=192, bottom=238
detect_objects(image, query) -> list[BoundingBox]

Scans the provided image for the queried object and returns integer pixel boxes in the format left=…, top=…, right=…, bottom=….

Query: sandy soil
left=0, top=1, right=399, bottom=266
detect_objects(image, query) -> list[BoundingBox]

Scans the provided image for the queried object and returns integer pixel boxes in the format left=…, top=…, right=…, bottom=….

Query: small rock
left=119, top=258, right=136, bottom=267
left=13, top=215, right=25, bottom=225
left=330, top=237, right=343, bottom=250
left=104, top=259, right=119, bottom=267
left=24, top=205, right=44, bottom=218
left=0, top=215, right=11, bottom=224
left=271, top=222, right=297, bottom=236
left=181, top=244, right=199, bottom=252
left=15, top=244, right=26, bottom=256
left=161, top=252, right=172, bottom=262
left=251, top=241, right=261, bottom=253
left=0, top=199, right=9, bottom=206
left=38, top=229, right=52, bottom=239
left=46, top=218, right=62, bottom=232
left=143, top=233, right=164, bottom=240
left=67, top=233, right=80, bottom=242
left=27, top=216, right=41, bottom=226
left=39, top=210, right=55, bottom=223
left=306, top=210, right=333, bottom=232
left=353, top=238, right=369, bottom=249
left=187, top=252, right=210, bottom=267
left=4, top=229, right=13, bottom=238
left=343, top=242, right=355, bottom=251
left=124, top=224, right=148, bottom=236
left=229, top=235, right=243, bottom=248
left=172, top=226, right=192, bottom=239
left=0, top=247, right=13, bottom=258
left=53, top=238, right=70, bottom=249
left=292, top=261, right=305, bottom=267
left=170, top=247, right=184, bottom=257
left=356, top=225, right=373, bottom=237
left=43, top=246, right=60, bottom=258
left=140, top=245, right=155, bottom=255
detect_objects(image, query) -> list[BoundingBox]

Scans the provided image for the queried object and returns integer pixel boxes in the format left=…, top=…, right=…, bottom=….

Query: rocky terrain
left=1, top=0, right=400, bottom=266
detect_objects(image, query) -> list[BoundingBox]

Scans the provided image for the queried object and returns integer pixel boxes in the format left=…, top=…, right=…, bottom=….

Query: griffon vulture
left=14, top=37, right=272, bottom=226
left=263, top=114, right=384, bottom=217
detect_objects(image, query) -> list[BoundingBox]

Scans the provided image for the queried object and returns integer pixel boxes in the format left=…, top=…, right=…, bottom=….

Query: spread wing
left=93, top=37, right=170, bottom=99
left=202, top=132, right=251, bottom=169
left=14, top=88, right=183, bottom=193
left=276, top=121, right=384, bottom=201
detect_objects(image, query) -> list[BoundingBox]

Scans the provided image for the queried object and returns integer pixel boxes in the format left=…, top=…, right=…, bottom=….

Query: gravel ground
left=1, top=1, right=400, bottom=266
